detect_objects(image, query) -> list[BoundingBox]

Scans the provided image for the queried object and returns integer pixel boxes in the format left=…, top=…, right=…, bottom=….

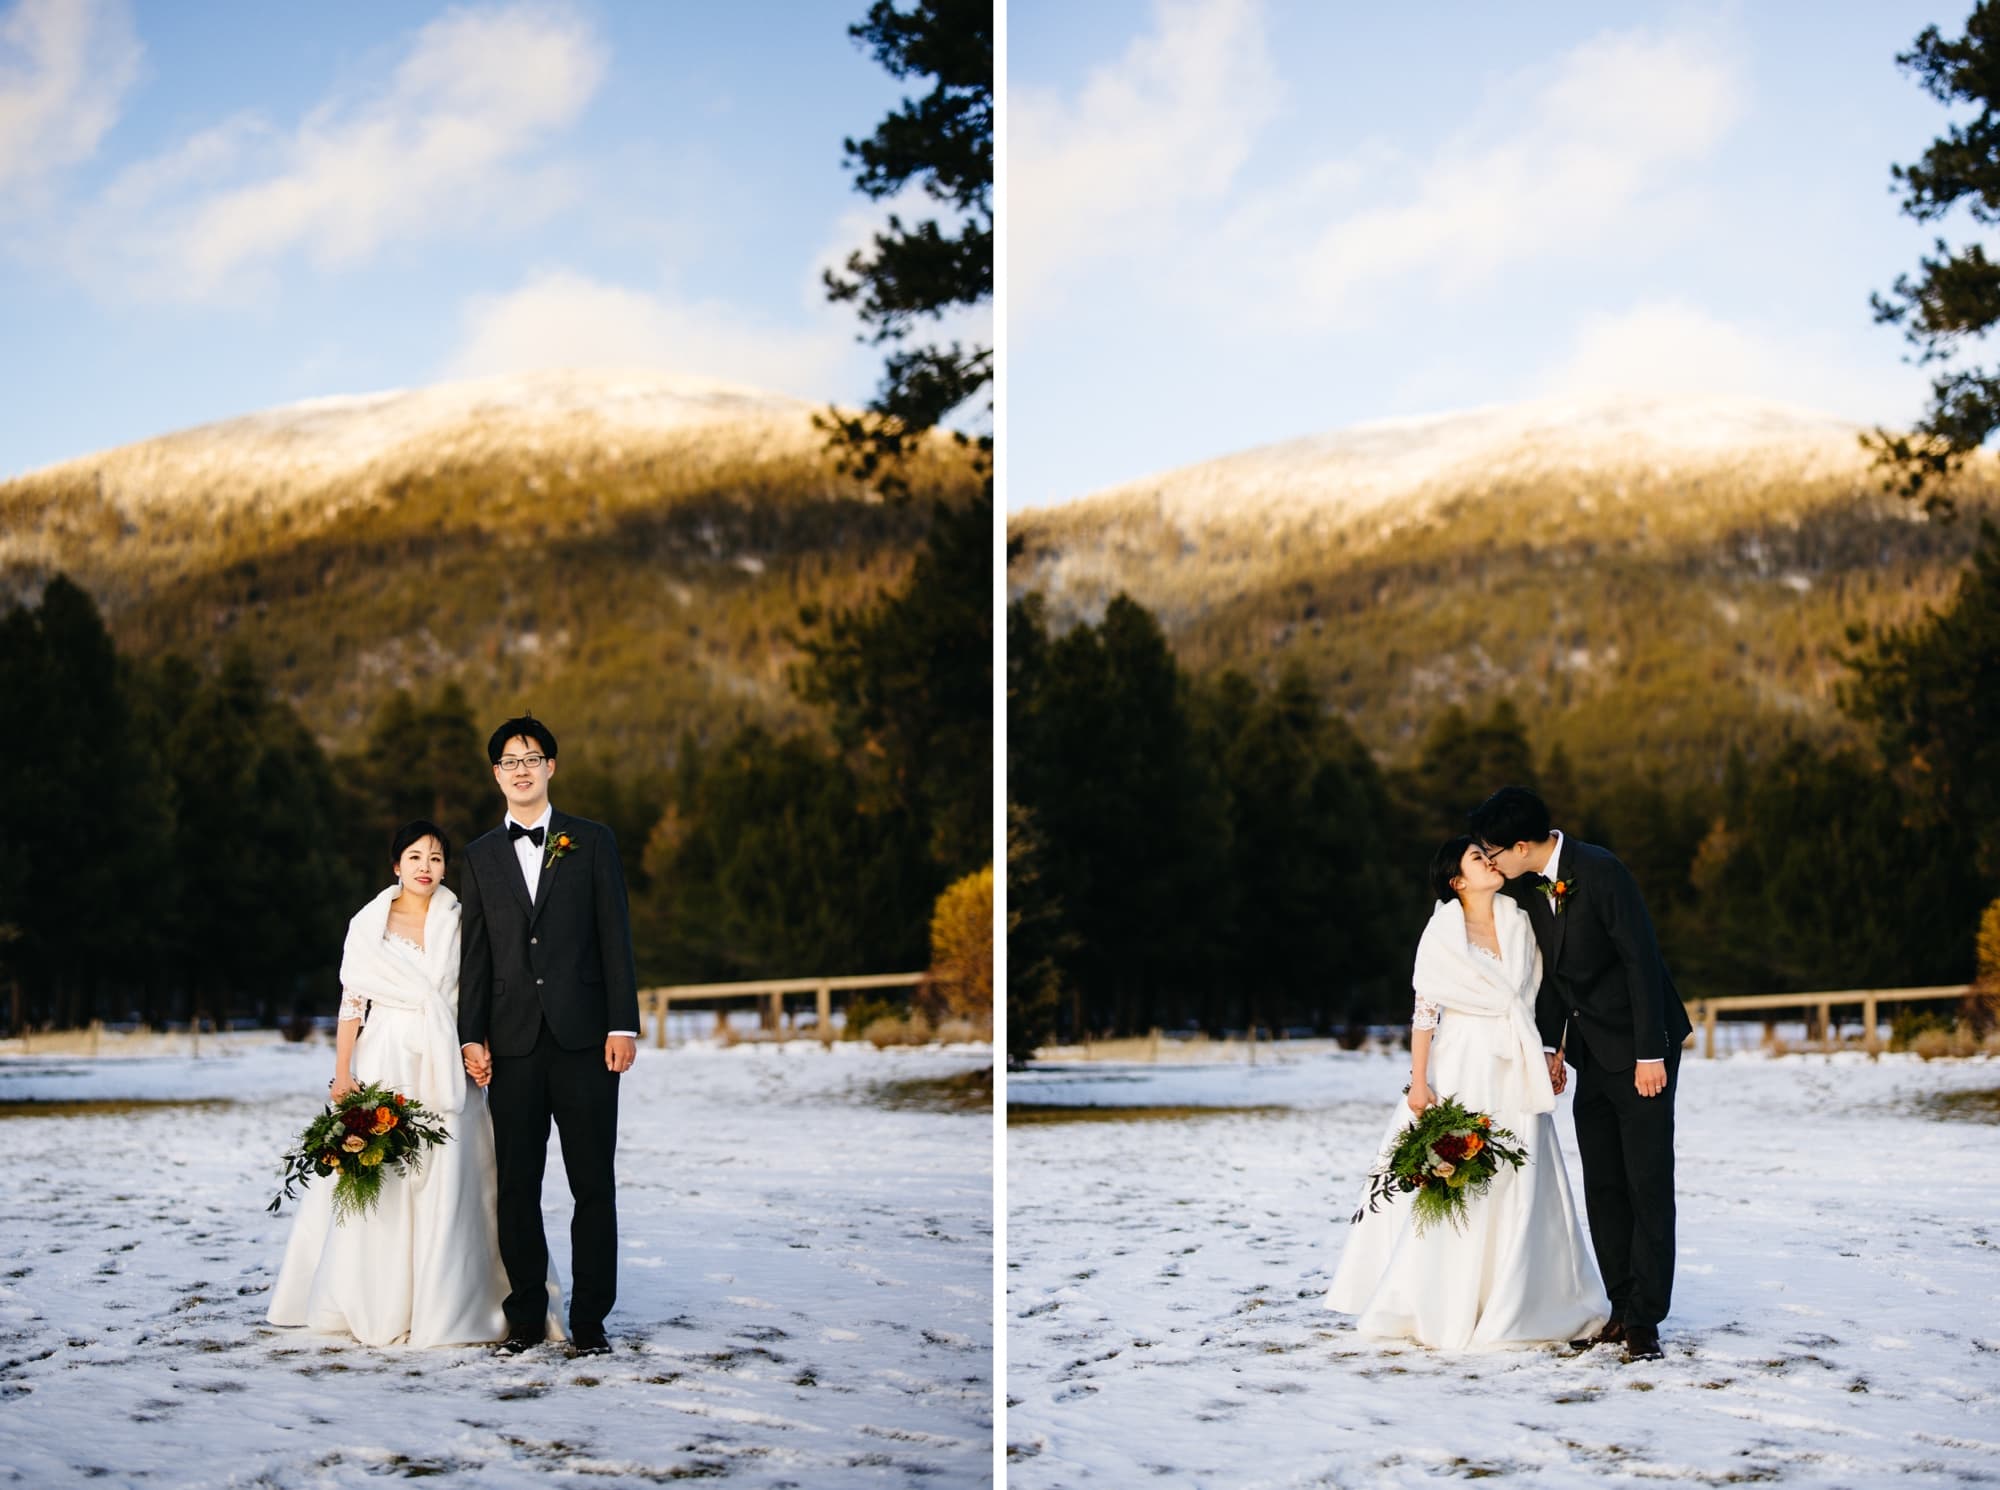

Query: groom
left=458, top=715, right=641, bottom=1356
left=1471, top=786, right=1692, bottom=1364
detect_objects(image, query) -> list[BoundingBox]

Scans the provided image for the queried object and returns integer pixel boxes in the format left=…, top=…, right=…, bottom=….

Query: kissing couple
left=268, top=715, right=642, bottom=1355
left=1327, top=786, right=1693, bottom=1363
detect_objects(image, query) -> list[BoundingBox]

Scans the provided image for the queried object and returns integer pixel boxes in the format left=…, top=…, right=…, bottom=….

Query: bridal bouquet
left=1352, top=1095, right=1528, bottom=1237
left=269, top=1084, right=451, bottom=1223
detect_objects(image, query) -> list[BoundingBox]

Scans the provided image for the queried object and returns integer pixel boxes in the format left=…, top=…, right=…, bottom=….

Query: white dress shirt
left=504, top=803, right=637, bottom=1041
left=506, top=803, right=554, bottom=903
left=1538, top=829, right=1566, bottom=886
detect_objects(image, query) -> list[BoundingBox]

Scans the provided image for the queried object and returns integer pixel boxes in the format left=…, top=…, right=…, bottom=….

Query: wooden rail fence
left=641, top=972, right=927, bottom=1048
left=1686, top=984, right=1973, bottom=1057
left=1045, top=987, right=1980, bottom=1064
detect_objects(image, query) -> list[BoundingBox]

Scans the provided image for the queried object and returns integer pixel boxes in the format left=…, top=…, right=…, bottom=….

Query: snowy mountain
left=1, top=369, right=872, bottom=588
left=0, top=370, right=978, bottom=770
left=1009, top=395, right=1995, bottom=779
left=1014, top=395, right=1891, bottom=589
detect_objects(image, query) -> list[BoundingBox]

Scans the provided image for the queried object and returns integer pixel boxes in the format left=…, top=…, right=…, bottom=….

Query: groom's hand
left=1633, top=1060, right=1666, bottom=1098
left=605, top=1034, right=636, bottom=1074
left=462, top=1042, right=492, bottom=1087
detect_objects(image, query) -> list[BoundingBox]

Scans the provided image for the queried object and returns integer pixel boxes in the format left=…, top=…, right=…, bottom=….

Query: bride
left=1327, top=835, right=1610, bottom=1348
left=267, top=821, right=562, bottom=1348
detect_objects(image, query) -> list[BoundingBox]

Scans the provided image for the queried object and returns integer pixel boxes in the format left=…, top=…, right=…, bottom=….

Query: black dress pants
left=1570, top=1041, right=1678, bottom=1329
left=488, top=1019, right=620, bottom=1336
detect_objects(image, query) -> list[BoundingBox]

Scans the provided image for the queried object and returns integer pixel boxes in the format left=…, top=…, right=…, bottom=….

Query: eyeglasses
left=496, top=754, right=548, bottom=771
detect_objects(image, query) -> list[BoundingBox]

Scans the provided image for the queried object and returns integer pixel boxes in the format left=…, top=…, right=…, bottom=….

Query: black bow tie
left=1525, top=871, right=1550, bottom=888
left=508, top=823, right=546, bottom=848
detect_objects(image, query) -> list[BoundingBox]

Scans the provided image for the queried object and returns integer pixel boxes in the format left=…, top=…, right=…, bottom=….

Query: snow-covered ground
left=0, top=1034, right=993, bottom=1488
left=1007, top=1045, right=2000, bottom=1489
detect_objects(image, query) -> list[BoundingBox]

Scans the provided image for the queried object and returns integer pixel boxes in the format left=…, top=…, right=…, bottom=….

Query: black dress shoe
left=1622, top=1324, right=1664, bottom=1362
left=569, top=1325, right=611, bottom=1356
left=496, top=1332, right=540, bottom=1355
left=1570, top=1319, right=1626, bottom=1351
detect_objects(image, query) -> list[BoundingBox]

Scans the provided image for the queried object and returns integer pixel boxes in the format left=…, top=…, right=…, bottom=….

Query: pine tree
left=1844, top=521, right=2000, bottom=879
left=822, top=0, right=992, bottom=488
left=1008, top=594, right=1230, bottom=1036
left=1870, top=4, right=2000, bottom=509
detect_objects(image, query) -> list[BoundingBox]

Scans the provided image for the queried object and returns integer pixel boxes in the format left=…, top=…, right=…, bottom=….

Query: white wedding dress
left=1326, top=902, right=1610, bottom=1349
left=267, top=886, right=563, bottom=1347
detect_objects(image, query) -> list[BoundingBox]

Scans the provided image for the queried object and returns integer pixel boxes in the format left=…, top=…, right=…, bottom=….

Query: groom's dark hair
left=1469, top=786, right=1550, bottom=849
left=1430, top=835, right=1481, bottom=903
left=487, top=715, right=558, bottom=764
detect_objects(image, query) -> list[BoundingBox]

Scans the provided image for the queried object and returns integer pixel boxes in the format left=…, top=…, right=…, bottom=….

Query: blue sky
left=1007, top=0, right=1965, bottom=508
left=0, top=0, right=936, bottom=475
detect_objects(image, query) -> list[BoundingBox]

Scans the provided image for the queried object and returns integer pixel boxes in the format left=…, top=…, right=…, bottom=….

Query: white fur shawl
left=1411, top=895, right=1555, bottom=1115
left=338, top=882, right=465, bottom=1113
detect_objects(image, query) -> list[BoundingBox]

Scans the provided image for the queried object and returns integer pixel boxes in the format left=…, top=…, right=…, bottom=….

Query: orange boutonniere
left=544, top=831, right=575, bottom=870
left=1540, top=874, right=1576, bottom=916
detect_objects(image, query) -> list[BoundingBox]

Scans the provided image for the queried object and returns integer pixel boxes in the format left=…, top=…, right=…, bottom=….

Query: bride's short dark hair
left=391, top=819, right=452, bottom=870
left=1430, top=835, right=1479, bottom=903
left=1469, top=786, right=1549, bottom=849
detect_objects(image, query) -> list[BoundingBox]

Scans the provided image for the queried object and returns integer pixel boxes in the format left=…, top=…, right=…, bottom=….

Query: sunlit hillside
left=1008, top=395, right=1996, bottom=785
left=1, top=369, right=981, bottom=771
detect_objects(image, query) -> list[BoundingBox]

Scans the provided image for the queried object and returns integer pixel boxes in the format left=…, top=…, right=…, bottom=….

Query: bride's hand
left=1406, top=1080, right=1433, bottom=1115
left=461, top=1042, right=492, bottom=1088
left=329, top=1071, right=360, bottom=1103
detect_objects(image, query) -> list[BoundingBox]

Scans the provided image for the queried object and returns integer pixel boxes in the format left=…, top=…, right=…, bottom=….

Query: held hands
left=457, top=1039, right=630, bottom=1081
left=1546, top=1050, right=1568, bottom=1096
left=461, top=1042, right=493, bottom=1088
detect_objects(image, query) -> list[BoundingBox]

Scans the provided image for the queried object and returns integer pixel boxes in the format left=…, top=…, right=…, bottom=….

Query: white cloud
left=1537, top=299, right=1927, bottom=423
left=1010, top=14, right=1741, bottom=337
left=1010, top=0, right=1280, bottom=305
left=443, top=269, right=853, bottom=401
left=1292, top=29, right=1744, bottom=320
left=0, top=0, right=139, bottom=202
left=76, top=2, right=603, bottom=299
left=1543, top=301, right=1776, bottom=401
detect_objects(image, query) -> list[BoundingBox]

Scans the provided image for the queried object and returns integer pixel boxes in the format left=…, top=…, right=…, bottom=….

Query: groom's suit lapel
left=487, top=829, right=534, bottom=924
left=1549, top=889, right=1571, bottom=969
left=528, top=811, right=573, bottom=929
left=1547, top=842, right=1574, bottom=969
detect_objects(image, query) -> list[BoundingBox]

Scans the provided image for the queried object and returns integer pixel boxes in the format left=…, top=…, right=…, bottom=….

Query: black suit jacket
left=457, top=810, right=642, bottom=1058
left=1505, top=838, right=1693, bottom=1071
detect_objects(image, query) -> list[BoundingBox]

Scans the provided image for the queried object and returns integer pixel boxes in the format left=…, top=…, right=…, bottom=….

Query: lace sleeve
left=1412, top=990, right=1441, bottom=1031
left=338, top=987, right=367, bottom=1023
